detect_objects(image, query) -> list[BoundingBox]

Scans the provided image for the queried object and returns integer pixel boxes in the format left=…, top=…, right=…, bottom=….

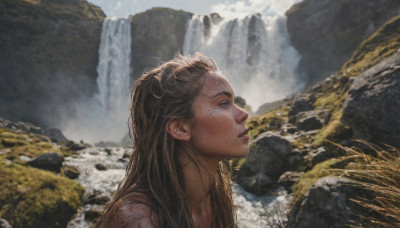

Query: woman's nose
left=236, top=106, right=248, bottom=123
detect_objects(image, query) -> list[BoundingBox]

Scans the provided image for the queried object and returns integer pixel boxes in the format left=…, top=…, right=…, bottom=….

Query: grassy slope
left=290, top=14, right=400, bottom=220
left=243, top=14, right=400, bottom=221
left=0, top=161, right=85, bottom=228
left=0, top=127, right=85, bottom=228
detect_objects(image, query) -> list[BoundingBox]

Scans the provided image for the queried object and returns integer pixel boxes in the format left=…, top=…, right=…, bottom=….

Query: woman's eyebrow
left=212, top=91, right=232, bottom=98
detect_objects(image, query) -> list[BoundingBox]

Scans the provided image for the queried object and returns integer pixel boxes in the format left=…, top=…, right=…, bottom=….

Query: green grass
left=0, top=160, right=85, bottom=228
left=0, top=128, right=64, bottom=163
left=246, top=106, right=288, bottom=139
left=342, top=14, right=400, bottom=78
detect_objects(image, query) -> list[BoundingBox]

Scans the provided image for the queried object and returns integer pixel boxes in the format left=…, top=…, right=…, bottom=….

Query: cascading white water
left=62, top=17, right=131, bottom=143
left=183, top=13, right=302, bottom=111
left=97, top=17, right=131, bottom=117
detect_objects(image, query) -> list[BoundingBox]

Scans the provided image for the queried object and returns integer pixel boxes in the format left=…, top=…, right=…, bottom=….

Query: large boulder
left=286, top=0, right=400, bottom=84
left=287, top=176, right=368, bottom=228
left=44, top=128, right=68, bottom=142
left=342, top=51, right=400, bottom=148
left=237, top=132, right=292, bottom=195
left=288, top=95, right=314, bottom=117
left=296, top=116, right=323, bottom=131
left=27, top=152, right=64, bottom=172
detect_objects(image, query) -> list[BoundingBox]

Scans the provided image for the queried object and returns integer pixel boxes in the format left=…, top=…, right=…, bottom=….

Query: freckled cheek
left=196, top=115, right=232, bottom=137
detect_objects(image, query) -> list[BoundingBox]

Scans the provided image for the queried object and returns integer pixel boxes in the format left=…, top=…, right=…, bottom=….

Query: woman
left=96, top=53, right=249, bottom=227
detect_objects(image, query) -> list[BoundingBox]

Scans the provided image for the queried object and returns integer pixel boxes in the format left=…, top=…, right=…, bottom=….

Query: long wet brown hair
left=96, top=53, right=236, bottom=227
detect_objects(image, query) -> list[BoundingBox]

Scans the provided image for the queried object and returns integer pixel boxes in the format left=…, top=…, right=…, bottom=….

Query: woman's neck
left=178, top=147, right=219, bottom=214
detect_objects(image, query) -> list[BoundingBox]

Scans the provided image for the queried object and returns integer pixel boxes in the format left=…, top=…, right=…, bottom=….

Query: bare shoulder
left=110, top=193, right=158, bottom=228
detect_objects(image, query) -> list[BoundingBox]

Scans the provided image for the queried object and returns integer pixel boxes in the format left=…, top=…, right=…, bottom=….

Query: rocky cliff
left=286, top=0, right=400, bottom=84
left=130, top=7, right=193, bottom=80
left=239, top=10, right=400, bottom=227
left=0, top=0, right=105, bottom=128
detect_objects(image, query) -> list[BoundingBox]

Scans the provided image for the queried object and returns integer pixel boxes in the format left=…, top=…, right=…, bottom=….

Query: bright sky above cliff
left=88, top=0, right=302, bottom=18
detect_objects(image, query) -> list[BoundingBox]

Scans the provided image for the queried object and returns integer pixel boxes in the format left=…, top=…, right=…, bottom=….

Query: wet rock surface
left=27, top=152, right=64, bottom=172
left=238, top=132, right=293, bottom=195
left=278, top=171, right=304, bottom=193
left=287, top=176, right=369, bottom=228
left=342, top=51, right=400, bottom=148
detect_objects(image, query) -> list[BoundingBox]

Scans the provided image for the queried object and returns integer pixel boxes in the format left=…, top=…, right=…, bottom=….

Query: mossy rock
left=0, top=160, right=85, bottom=228
left=0, top=128, right=66, bottom=164
left=289, top=157, right=351, bottom=220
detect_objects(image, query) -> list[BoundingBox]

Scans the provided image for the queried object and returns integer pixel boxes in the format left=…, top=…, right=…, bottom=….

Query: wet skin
left=174, top=72, right=249, bottom=228
left=189, top=72, right=250, bottom=161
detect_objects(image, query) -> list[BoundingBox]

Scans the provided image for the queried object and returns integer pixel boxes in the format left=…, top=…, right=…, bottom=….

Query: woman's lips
left=238, top=129, right=249, bottom=137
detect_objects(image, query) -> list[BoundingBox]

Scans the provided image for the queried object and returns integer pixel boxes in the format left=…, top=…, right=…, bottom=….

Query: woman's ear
left=166, top=118, right=191, bottom=141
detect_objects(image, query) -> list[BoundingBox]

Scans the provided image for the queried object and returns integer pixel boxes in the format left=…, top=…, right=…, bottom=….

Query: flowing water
left=66, top=147, right=291, bottom=228
left=183, top=12, right=302, bottom=111
left=62, top=17, right=131, bottom=144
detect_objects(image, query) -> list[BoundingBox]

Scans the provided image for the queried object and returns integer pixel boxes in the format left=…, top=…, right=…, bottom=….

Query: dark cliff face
left=129, top=7, right=193, bottom=81
left=286, top=0, right=400, bottom=84
left=0, top=0, right=105, bottom=127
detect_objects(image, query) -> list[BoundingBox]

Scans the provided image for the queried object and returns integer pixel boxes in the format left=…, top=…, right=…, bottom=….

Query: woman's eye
left=219, top=100, right=230, bottom=107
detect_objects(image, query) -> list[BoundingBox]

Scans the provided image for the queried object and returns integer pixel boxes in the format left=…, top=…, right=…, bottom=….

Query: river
left=65, top=147, right=291, bottom=228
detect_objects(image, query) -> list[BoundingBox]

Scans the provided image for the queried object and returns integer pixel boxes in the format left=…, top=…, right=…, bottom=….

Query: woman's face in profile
left=189, top=72, right=249, bottom=160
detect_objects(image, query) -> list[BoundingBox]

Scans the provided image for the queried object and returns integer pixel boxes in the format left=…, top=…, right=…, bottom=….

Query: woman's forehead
left=201, top=72, right=233, bottom=95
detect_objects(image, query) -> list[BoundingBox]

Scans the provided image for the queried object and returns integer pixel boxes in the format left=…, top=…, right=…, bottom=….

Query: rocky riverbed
left=65, top=146, right=292, bottom=228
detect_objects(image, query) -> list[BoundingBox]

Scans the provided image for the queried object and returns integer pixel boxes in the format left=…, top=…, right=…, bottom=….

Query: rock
left=85, top=194, right=111, bottom=205
left=296, top=116, right=323, bottom=131
left=286, top=0, right=400, bottom=84
left=287, top=149, right=307, bottom=168
left=281, top=123, right=297, bottom=134
left=27, top=152, right=64, bottom=172
left=342, top=51, right=400, bottom=148
left=287, top=176, right=368, bottom=228
left=95, top=163, right=107, bottom=171
left=237, top=132, right=292, bottom=194
left=66, top=141, right=86, bottom=151
left=85, top=205, right=103, bottom=222
left=304, top=147, right=331, bottom=166
left=256, top=99, right=287, bottom=114
left=44, top=128, right=68, bottom=142
left=290, top=109, right=329, bottom=126
left=288, top=96, right=314, bottom=117
left=130, top=8, right=193, bottom=80
left=0, top=218, right=13, bottom=228
left=62, top=166, right=80, bottom=179
left=122, top=150, right=132, bottom=159
left=278, top=171, right=304, bottom=192
left=0, top=0, right=105, bottom=128
left=1, top=138, right=25, bottom=147
left=104, top=148, right=112, bottom=155
left=238, top=173, right=273, bottom=195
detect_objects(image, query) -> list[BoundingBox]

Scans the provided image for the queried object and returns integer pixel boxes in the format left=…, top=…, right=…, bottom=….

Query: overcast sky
left=87, top=0, right=302, bottom=18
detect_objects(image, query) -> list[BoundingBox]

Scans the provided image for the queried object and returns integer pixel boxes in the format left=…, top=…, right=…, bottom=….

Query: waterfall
left=62, top=17, right=131, bottom=144
left=96, top=17, right=131, bottom=127
left=183, top=13, right=302, bottom=111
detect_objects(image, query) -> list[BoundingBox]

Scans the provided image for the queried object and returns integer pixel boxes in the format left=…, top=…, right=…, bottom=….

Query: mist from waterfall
left=61, top=17, right=131, bottom=143
left=183, top=3, right=302, bottom=111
